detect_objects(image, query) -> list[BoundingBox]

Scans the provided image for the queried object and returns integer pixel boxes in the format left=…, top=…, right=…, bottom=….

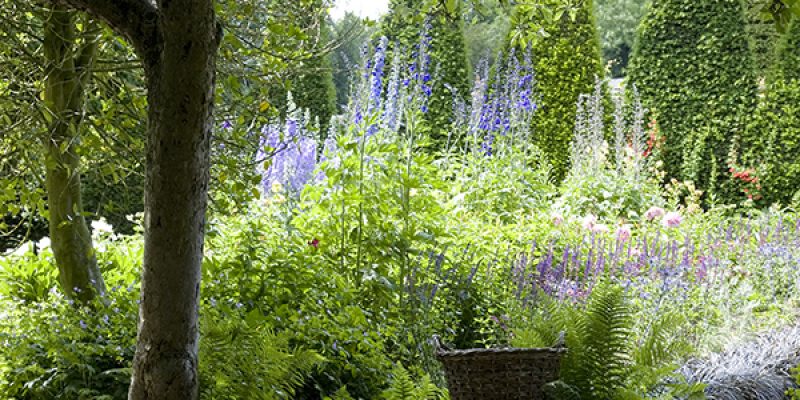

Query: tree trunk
left=43, top=6, right=106, bottom=302
left=50, top=0, right=219, bottom=396
left=127, top=2, right=218, bottom=398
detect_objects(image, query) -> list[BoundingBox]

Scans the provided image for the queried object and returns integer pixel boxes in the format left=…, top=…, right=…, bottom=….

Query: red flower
left=308, top=238, right=320, bottom=249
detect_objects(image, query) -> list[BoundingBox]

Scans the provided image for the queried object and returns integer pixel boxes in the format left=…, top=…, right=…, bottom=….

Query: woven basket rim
left=436, top=346, right=567, bottom=358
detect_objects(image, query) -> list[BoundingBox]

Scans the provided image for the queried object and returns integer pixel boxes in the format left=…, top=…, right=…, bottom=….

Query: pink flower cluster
left=551, top=212, right=565, bottom=226
left=645, top=206, right=682, bottom=228
left=662, top=211, right=682, bottom=228
left=616, top=224, right=632, bottom=242
left=644, top=206, right=665, bottom=220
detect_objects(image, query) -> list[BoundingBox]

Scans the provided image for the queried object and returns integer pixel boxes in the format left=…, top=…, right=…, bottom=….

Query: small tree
left=381, top=0, right=471, bottom=150
left=54, top=0, right=221, bottom=397
left=42, top=7, right=107, bottom=301
left=509, top=0, right=605, bottom=181
left=628, top=0, right=757, bottom=200
left=0, top=3, right=118, bottom=301
left=743, top=18, right=800, bottom=205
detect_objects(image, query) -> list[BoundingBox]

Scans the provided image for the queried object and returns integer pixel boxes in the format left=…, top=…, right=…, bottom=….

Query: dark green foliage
left=771, top=16, right=800, bottom=81
left=293, top=43, right=338, bottom=137
left=275, top=4, right=338, bottom=136
left=82, top=168, right=144, bottom=235
left=0, top=211, right=48, bottom=252
left=745, top=0, right=782, bottom=78
left=426, top=8, right=471, bottom=149
left=628, top=0, right=757, bottom=201
left=744, top=80, right=800, bottom=206
left=381, top=0, right=471, bottom=150
left=744, top=17, right=800, bottom=206
left=510, top=0, right=605, bottom=181
left=331, top=13, right=377, bottom=108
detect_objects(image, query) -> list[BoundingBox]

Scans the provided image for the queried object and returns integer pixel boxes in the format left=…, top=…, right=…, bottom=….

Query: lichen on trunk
left=42, top=6, right=106, bottom=302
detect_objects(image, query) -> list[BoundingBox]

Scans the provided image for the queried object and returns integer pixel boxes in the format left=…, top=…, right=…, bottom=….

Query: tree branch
left=53, top=0, right=160, bottom=61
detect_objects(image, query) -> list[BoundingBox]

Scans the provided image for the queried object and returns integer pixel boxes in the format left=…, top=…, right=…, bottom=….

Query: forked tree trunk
left=42, top=6, right=106, bottom=302
left=53, top=0, right=218, bottom=396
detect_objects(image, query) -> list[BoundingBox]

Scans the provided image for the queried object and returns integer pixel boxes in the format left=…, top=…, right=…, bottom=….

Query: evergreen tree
left=381, top=0, right=471, bottom=150
left=743, top=18, right=800, bottom=205
left=510, top=0, right=605, bottom=181
left=628, top=0, right=757, bottom=201
left=289, top=5, right=337, bottom=137
left=293, top=50, right=337, bottom=137
left=771, top=15, right=800, bottom=82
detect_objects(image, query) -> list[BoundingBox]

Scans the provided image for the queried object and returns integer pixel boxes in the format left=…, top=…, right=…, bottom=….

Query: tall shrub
left=772, top=16, right=800, bottom=82
left=293, top=52, right=338, bottom=137
left=509, top=0, right=605, bottom=181
left=628, top=0, right=757, bottom=201
left=743, top=19, right=800, bottom=206
left=745, top=0, right=781, bottom=79
left=381, top=0, right=471, bottom=150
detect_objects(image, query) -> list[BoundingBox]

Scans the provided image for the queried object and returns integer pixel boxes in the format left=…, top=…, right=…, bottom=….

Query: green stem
left=354, top=127, right=366, bottom=286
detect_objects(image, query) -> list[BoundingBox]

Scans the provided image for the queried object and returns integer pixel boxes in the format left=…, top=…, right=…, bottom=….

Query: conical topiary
left=742, top=18, right=800, bottom=206
left=380, top=0, right=471, bottom=150
left=628, top=0, right=757, bottom=202
left=508, top=0, right=606, bottom=181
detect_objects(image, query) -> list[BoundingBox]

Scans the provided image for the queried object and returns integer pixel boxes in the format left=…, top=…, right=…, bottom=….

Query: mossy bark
left=42, top=6, right=105, bottom=302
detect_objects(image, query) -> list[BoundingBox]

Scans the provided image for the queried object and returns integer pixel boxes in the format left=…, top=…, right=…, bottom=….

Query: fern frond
left=325, top=386, right=355, bottom=400
left=199, top=314, right=323, bottom=400
left=382, top=365, right=417, bottom=400
left=561, top=282, right=633, bottom=400
left=381, top=365, right=447, bottom=400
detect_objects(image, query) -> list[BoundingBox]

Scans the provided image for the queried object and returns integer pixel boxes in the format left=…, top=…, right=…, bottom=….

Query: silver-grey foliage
left=680, top=324, right=800, bottom=400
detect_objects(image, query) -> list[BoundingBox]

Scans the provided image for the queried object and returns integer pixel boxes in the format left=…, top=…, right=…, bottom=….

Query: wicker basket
left=435, top=339, right=566, bottom=400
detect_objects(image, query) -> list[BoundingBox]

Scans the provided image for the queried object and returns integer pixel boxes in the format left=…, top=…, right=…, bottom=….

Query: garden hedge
left=509, top=0, right=605, bottom=181
left=743, top=19, right=800, bottom=206
left=745, top=0, right=781, bottom=78
left=744, top=80, right=800, bottom=206
left=772, top=15, right=800, bottom=82
left=628, top=0, right=757, bottom=202
left=381, top=0, right=471, bottom=150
